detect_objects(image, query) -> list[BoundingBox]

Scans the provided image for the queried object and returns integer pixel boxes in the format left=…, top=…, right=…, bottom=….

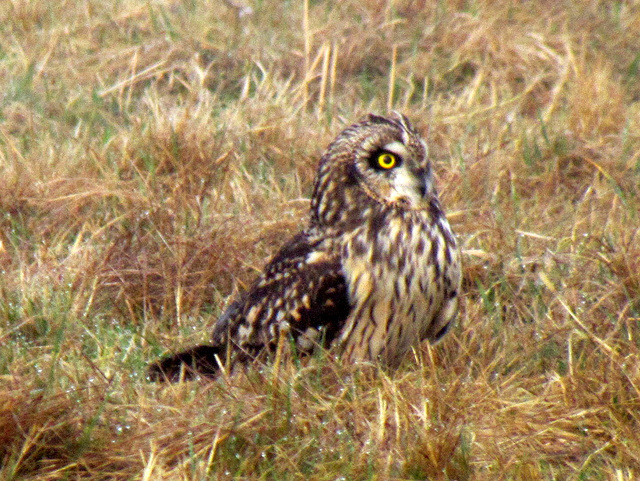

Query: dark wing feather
left=147, top=344, right=222, bottom=382
left=213, top=231, right=351, bottom=352
left=148, top=231, right=350, bottom=381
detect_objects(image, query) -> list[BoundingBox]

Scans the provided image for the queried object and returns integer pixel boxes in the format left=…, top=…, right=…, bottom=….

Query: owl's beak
left=415, top=167, right=433, bottom=198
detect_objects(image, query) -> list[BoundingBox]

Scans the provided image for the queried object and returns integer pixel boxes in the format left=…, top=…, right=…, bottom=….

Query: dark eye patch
left=369, top=149, right=402, bottom=171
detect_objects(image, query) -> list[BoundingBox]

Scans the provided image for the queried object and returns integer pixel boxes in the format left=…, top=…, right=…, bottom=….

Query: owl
left=148, top=113, right=461, bottom=381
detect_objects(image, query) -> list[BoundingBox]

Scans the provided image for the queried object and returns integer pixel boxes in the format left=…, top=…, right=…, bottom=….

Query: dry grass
left=1, top=0, right=639, bottom=479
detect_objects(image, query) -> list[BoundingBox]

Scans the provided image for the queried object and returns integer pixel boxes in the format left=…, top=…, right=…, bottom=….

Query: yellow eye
left=377, top=152, right=397, bottom=169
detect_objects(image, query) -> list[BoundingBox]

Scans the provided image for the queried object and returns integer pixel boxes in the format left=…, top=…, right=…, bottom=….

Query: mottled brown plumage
left=148, top=113, right=461, bottom=381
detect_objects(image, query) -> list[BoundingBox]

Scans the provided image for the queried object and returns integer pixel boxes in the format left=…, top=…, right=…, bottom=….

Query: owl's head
left=311, top=113, right=436, bottom=227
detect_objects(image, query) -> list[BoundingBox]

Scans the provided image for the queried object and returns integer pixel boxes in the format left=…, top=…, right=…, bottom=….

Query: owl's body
left=149, top=114, right=461, bottom=381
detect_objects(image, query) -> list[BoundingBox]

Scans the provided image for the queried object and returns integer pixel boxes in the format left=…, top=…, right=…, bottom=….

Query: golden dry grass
left=1, top=0, right=639, bottom=479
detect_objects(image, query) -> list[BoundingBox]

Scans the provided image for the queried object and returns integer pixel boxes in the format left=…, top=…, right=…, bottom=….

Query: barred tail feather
left=147, top=345, right=223, bottom=382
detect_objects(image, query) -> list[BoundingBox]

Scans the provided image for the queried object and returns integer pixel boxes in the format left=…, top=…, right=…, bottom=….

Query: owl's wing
left=148, top=232, right=351, bottom=381
left=212, top=231, right=351, bottom=356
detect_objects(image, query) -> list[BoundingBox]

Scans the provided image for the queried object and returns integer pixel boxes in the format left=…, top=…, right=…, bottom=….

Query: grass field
left=1, top=0, right=640, bottom=479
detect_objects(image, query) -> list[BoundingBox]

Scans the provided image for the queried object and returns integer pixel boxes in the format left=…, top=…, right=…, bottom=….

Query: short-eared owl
left=149, top=113, right=461, bottom=381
